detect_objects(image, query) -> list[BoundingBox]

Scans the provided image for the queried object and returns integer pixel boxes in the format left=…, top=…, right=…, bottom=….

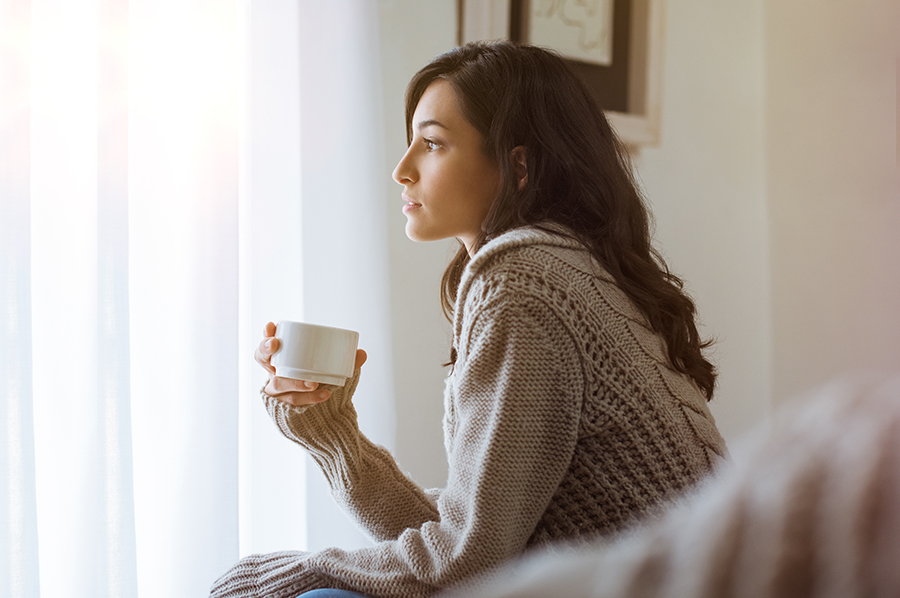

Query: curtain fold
left=28, top=0, right=136, bottom=594
left=238, top=0, right=308, bottom=557
left=1, top=2, right=41, bottom=596
left=97, top=0, right=138, bottom=594
left=128, top=0, right=239, bottom=593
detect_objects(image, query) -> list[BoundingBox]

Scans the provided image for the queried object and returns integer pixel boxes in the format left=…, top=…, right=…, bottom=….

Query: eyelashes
left=423, top=138, right=440, bottom=152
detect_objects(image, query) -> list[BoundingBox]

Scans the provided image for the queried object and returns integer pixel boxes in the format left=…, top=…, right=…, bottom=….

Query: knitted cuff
left=209, top=551, right=327, bottom=598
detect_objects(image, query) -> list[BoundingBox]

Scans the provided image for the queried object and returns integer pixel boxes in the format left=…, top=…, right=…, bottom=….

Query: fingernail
left=318, top=390, right=329, bottom=400
left=302, top=381, right=316, bottom=390
left=264, top=339, right=272, bottom=349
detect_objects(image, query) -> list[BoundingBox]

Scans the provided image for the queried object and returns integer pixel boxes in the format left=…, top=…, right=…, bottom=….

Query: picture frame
left=458, top=0, right=665, bottom=147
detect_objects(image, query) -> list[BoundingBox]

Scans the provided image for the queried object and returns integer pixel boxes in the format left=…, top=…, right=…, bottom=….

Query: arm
left=262, top=368, right=442, bottom=542
left=211, top=293, right=585, bottom=598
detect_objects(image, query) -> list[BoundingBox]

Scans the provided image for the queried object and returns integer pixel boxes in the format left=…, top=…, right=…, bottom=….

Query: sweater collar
left=452, top=224, right=584, bottom=336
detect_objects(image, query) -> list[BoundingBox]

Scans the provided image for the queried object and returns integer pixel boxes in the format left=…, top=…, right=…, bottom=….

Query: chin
left=404, top=223, right=424, bottom=243
left=404, top=222, right=434, bottom=243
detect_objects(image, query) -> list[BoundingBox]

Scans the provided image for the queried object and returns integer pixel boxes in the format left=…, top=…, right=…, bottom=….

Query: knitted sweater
left=443, top=374, right=900, bottom=598
left=210, top=226, right=727, bottom=598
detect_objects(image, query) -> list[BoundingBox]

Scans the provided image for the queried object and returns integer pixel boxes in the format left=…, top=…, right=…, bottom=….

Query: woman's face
left=392, top=80, right=501, bottom=255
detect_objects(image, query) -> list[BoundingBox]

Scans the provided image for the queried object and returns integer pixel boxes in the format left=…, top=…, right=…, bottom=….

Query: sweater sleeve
left=210, top=290, right=585, bottom=598
left=260, top=368, right=441, bottom=543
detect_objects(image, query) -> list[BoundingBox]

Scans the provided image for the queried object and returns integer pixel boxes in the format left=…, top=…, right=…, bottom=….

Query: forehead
left=413, top=80, right=465, bottom=128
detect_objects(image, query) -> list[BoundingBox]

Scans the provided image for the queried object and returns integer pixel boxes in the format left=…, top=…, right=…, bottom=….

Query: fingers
left=354, top=349, right=368, bottom=370
left=254, top=322, right=280, bottom=373
left=254, top=337, right=279, bottom=373
left=267, top=375, right=319, bottom=394
left=265, top=375, right=330, bottom=406
left=273, top=392, right=328, bottom=407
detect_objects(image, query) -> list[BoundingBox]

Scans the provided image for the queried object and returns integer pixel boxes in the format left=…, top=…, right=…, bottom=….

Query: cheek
left=426, top=155, right=500, bottom=219
left=464, top=163, right=501, bottom=209
left=427, top=161, right=469, bottom=203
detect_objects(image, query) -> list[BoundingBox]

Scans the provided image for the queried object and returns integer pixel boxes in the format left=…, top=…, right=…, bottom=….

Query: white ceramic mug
left=270, top=321, right=359, bottom=386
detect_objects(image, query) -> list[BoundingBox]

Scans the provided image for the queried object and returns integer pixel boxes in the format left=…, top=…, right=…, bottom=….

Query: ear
left=510, top=146, right=528, bottom=191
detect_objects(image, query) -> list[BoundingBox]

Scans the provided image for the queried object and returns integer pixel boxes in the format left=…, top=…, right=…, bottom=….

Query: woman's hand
left=255, top=321, right=367, bottom=407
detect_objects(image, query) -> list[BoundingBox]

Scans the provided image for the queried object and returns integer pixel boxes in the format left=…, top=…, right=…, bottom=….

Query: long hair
left=404, top=41, right=717, bottom=399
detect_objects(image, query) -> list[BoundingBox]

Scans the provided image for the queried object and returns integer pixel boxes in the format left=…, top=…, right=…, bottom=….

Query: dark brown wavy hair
left=404, top=41, right=717, bottom=399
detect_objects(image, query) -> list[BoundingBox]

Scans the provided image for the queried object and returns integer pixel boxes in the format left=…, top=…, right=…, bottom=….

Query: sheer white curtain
left=0, top=0, right=394, bottom=596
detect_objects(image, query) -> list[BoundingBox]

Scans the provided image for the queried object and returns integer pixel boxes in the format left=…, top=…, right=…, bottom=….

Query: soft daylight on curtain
left=1, top=0, right=393, bottom=596
left=2, top=0, right=240, bottom=595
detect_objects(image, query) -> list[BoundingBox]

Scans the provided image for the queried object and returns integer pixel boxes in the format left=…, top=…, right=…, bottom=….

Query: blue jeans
left=296, top=590, right=373, bottom=598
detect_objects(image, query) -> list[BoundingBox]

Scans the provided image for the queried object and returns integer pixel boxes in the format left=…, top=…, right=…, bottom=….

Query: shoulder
left=451, top=224, right=610, bottom=341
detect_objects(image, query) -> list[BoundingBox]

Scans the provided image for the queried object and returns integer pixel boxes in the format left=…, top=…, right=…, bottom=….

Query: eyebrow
left=416, top=118, right=448, bottom=132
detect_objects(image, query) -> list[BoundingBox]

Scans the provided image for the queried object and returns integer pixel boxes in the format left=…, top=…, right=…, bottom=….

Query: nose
left=392, top=145, right=416, bottom=186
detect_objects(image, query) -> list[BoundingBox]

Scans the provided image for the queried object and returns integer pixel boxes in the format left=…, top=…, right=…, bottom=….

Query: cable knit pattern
left=441, top=374, right=900, bottom=598
left=210, top=225, right=727, bottom=598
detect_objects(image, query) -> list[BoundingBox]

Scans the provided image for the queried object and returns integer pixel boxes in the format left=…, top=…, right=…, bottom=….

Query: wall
left=633, top=0, right=772, bottom=440
left=765, top=0, right=900, bottom=403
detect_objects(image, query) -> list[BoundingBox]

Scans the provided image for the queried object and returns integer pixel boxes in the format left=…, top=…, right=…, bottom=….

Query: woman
left=211, top=41, right=727, bottom=598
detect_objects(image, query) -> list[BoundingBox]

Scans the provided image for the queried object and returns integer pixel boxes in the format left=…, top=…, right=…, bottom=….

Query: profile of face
left=392, top=79, right=501, bottom=254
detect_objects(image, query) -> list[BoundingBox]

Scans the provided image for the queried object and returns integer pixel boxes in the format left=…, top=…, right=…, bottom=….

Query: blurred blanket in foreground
left=444, top=374, right=900, bottom=598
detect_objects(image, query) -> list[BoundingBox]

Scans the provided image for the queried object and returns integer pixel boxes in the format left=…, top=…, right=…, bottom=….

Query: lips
left=402, top=194, right=422, bottom=213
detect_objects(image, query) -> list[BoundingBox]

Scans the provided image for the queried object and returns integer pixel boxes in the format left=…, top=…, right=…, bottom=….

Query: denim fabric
left=296, top=590, right=373, bottom=598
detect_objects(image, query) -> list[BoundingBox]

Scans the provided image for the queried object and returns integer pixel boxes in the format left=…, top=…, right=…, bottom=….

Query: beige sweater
left=444, top=374, right=900, bottom=598
left=210, top=226, right=727, bottom=598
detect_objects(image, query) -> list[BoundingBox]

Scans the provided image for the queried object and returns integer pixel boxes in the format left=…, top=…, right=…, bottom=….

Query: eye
left=423, top=138, right=440, bottom=152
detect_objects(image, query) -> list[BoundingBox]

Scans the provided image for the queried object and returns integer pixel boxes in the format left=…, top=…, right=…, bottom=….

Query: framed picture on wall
left=527, top=0, right=615, bottom=67
left=458, top=0, right=665, bottom=147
